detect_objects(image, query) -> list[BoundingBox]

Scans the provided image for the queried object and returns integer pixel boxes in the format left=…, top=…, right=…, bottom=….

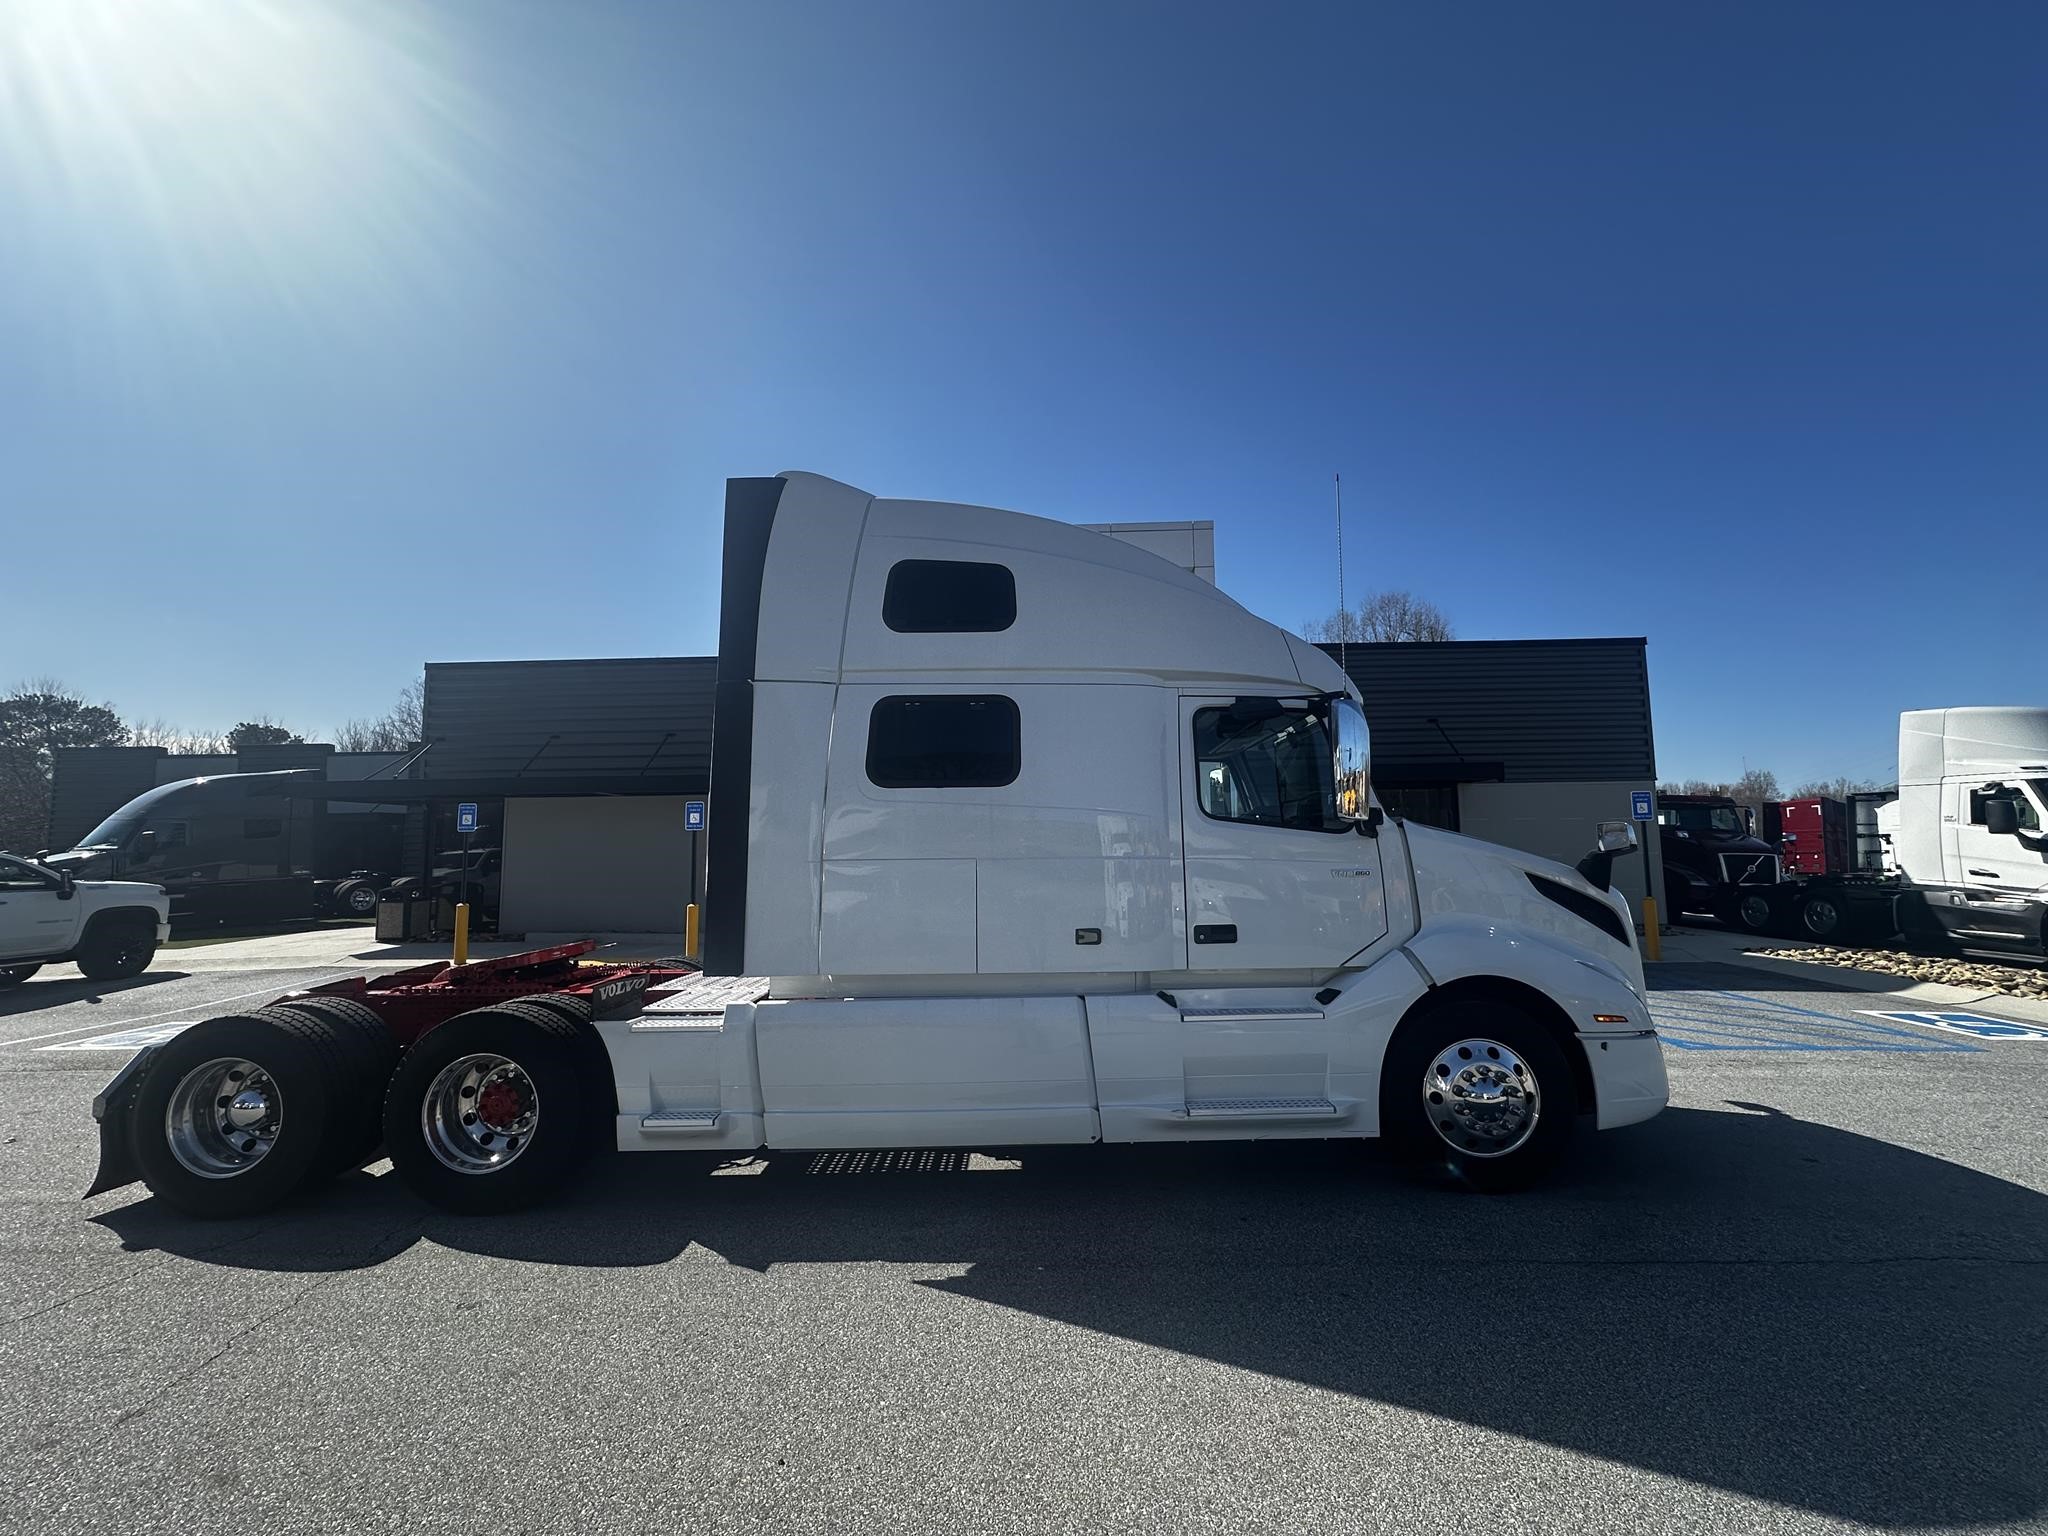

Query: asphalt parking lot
left=2, top=950, right=2044, bottom=1534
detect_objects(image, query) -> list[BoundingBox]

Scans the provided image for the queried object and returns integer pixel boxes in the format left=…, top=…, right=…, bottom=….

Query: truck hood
left=76, top=880, right=169, bottom=905
left=1402, top=821, right=1644, bottom=991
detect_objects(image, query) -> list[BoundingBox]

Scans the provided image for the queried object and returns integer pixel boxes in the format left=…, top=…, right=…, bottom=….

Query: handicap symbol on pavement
left=1857, top=1010, right=2048, bottom=1041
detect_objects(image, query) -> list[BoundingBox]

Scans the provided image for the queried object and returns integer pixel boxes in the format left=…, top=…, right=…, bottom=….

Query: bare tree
left=128, top=718, right=230, bottom=754
left=1791, top=776, right=1884, bottom=801
left=332, top=676, right=425, bottom=754
left=1302, top=590, right=1454, bottom=644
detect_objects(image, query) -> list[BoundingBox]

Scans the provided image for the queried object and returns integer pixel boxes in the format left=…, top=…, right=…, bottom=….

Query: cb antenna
left=1334, top=472, right=1347, bottom=677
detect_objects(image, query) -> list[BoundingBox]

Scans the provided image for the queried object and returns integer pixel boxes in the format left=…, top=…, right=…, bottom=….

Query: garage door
left=499, top=796, right=691, bottom=934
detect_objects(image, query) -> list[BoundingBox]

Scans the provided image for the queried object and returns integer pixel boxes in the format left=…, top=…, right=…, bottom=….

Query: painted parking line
left=39, top=1022, right=198, bottom=1053
left=1652, top=988, right=1979, bottom=1053
left=1858, top=1010, right=2048, bottom=1042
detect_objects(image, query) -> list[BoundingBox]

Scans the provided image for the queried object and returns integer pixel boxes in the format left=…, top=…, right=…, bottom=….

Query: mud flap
left=83, top=1044, right=158, bottom=1199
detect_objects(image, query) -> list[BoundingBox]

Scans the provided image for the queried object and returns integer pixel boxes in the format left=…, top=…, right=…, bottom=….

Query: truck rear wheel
left=267, top=995, right=399, bottom=1172
left=75, top=915, right=156, bottom=980
left=1800, top=891, right=1851, bottom=941
left=331, top=879, right=380, bottom=918
left=382, top=1007, right=596, bottom=1215
left=1380, top=999, right=1576, bottom=1192
left=130, top=1010, right=343, bottom=1218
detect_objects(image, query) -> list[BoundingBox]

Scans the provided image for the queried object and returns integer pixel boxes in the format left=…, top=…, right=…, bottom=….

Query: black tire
left=267, top=995, right=400, bottom=1171
left=332, top=879, right=380, bottom=918
left=1800, top=890, right=1852, bottom=942
left=1380, top=997, right=1577, bottom=1192
left=1731, top=889, right=1784, bottom=936
left=0, top=964, right=41, bottom=988
left=493, top=996, right=616, bottom=1135
left=382, top=1006, right=596, bottom=1215
left=131, top=1010, right=344, bottom=1218
left=75, top=915, right=156, bottom=980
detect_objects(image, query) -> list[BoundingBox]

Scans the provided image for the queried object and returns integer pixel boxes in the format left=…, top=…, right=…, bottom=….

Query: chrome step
left=1184, top=1096, right=1338, bottom=1119
left=1177, top=1007, right=1324, bottom=1022
left=639, top=1110, right=722, bottom=1133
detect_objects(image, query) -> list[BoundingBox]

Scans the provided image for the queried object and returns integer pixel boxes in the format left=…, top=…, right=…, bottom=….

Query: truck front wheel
left=75, top=915, right=157, bottom=980
left=1380, top=1000, right=1576, bottom=1192
left=382, top=1008, right=595, bottom=1215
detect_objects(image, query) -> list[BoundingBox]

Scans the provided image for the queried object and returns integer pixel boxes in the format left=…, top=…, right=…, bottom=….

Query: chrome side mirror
left=1332, top=697, right=1372, bottom=823
left=1577, top=821, right=1640, bottom=891
left=1596, top=821, right=1639, bottom=854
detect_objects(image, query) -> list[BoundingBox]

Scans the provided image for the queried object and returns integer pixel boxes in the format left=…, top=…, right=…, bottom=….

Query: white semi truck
left=1778, top=708, right=2048, bottom=957
left=87, top=473, right=1667, bottom=1216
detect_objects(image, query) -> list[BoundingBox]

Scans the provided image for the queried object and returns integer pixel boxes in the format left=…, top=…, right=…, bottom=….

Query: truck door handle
left=1193, top=924, right=1237, bottom=945
left=1967, top=869, right=2000, bottom=879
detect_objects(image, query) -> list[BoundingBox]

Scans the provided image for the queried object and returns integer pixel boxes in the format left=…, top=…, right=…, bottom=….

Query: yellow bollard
left=453, top=902, right=470, bottom=965
left=1640, top=896, right=1662, bottom=963
left=685, top=902, right=700, bottom=962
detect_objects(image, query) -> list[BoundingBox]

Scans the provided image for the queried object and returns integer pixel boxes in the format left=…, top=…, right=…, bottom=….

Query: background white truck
left=87, top=471, right=1667, bottom=1216
left=1767, top=708, right=2048, bottom=957
left=0, top=852, right=169, bottom=986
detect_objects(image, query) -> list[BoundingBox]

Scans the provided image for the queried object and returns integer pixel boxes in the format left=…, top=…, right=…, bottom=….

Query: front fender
left=1403, top=916, right=1649, bottom=1032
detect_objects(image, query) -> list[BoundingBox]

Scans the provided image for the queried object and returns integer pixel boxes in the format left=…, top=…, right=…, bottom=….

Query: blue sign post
left=684, top=800, right=707, bottom=833
left=1631, top=790, right=1654, bottom=821
left=454, top=803, right=480, bottom=935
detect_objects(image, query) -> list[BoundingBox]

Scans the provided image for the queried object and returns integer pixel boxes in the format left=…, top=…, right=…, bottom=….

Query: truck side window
left=866, top=695, right=1021, bottom=788
left=0, top=855, right=52, bottom=891
left=882, top=560, right=1017, bottom=633
left=1193, top=701, right=1345, bottom=832
left=1970, top=787, right=2041, bottom=832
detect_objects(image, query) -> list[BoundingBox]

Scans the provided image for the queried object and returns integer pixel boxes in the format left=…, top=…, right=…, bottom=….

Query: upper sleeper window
left=882, top=559, right=1017, bottom=633
left=867, top=696, right=1021, bottom=789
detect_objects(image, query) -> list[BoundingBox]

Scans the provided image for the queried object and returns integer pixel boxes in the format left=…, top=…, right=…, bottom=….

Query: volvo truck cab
left=88, top=472, right=1668, bottom=1218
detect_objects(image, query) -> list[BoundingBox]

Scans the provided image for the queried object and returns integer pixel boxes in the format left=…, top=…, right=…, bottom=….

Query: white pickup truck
left=0, top=852, right=170, bottom=986
left=87, top=471, right=1667, bottom=1217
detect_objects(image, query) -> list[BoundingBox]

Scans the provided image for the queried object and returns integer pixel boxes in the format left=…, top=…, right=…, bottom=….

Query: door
left=0, top=856, right=78, bottom=961
left=1180, top=695, right=1388, bottom=971
left=1955, top=782, right=2048, bottom=894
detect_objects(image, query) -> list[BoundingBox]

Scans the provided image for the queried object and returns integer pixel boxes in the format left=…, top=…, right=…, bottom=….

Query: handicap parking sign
left=1631, top=790, right=1654, bottom=821
left=684, top=800, right=707, bottom=832
left=456, top=802, right=479, bottom=834
left=1859, top=1010, right=2048, bottom=1041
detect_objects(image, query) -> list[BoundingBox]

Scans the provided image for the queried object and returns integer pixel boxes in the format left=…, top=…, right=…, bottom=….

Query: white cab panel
left=819, top=859, right=977, bottom=975
left=820, top=682, right=1185, bottom=976
left=753, top=473, right=874, bottom=684
left=1584, top=1032, right=1668, bottom=1130
left=754, top=995, right=1099, bottom=1147
left=840, top=498, right=1304, bottom=687
left=742, top=680, right=837, bottom=976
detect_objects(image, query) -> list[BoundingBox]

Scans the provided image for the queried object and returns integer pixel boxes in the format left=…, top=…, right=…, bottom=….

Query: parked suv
left=0, top=852, right=171, bottom=987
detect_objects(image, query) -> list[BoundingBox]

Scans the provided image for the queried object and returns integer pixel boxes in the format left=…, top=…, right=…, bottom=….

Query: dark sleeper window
left=867, top=695, right=1021, bottom=788
left=883, top=559, right=1017, bottom=633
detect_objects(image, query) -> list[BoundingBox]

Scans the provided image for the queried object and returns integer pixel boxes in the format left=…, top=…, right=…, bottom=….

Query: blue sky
left=3, top=0, right=2041, bottom=787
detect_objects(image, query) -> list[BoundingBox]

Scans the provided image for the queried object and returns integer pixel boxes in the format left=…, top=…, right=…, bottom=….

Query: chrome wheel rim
left=1422, top=1038, right=1540, bottom=1158
left=421, top=1053, right=538, bottom=1175
left=347, top=887, right=378, bottom=915
left=165, top=1057, right=283, bottom=1178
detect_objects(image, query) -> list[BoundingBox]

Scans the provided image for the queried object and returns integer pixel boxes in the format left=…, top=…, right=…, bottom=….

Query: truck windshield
left=69, top=777, right=208, bottom=851
left=1660, top=805, right=1746, bottom=834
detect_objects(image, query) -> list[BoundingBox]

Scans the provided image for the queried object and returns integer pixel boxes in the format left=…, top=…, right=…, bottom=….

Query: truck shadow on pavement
left=0, top=971, right=189, bottom=1018
left=96, top=1104, right=2046, bottom=1529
